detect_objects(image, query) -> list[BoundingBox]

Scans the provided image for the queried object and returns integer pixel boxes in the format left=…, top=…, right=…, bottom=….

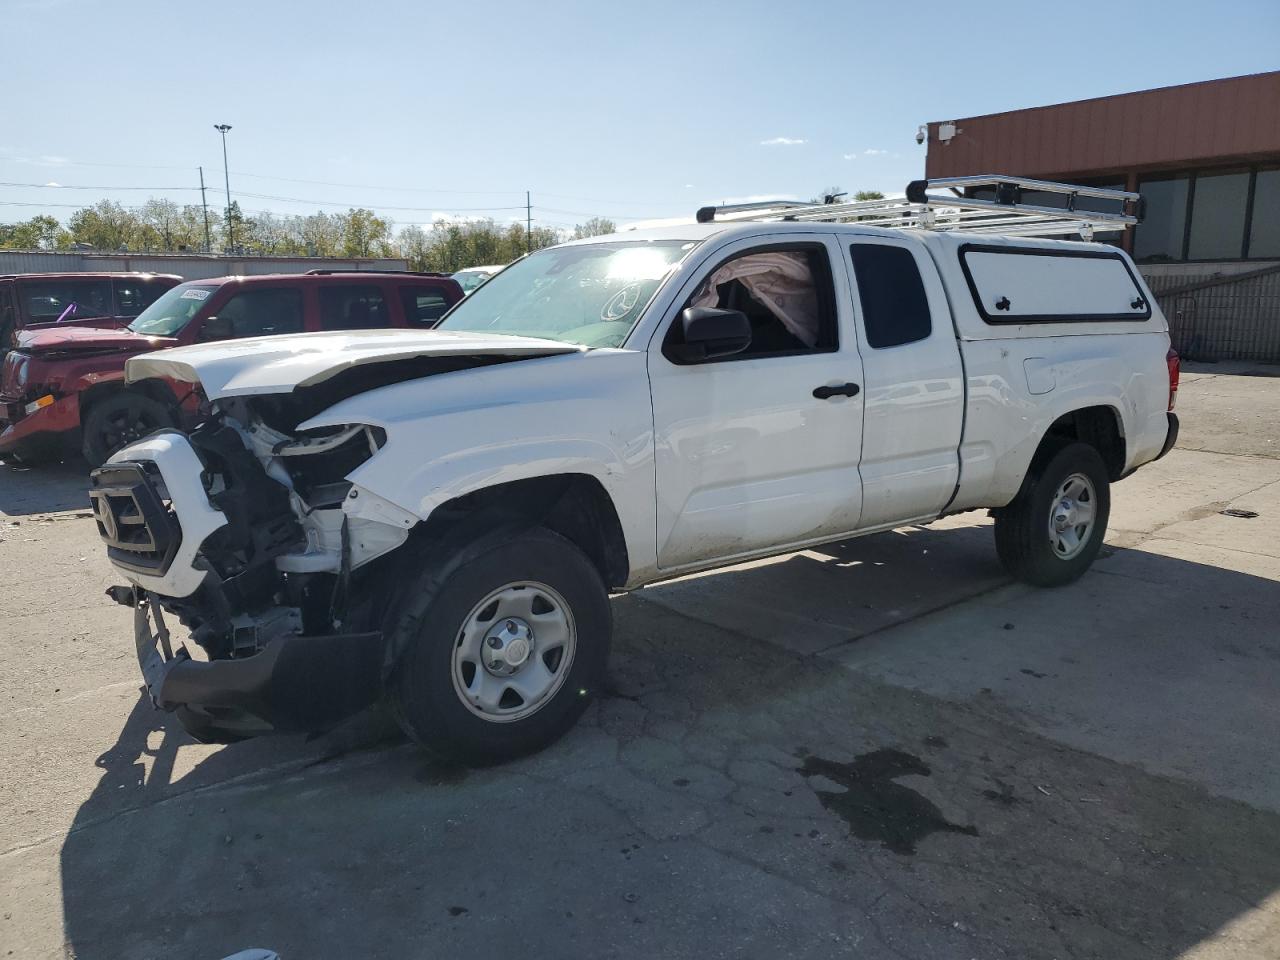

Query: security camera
left=915, top=125, right=926, bottom=146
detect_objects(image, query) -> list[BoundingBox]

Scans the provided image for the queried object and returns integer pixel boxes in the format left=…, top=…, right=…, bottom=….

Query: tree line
left=0, top=199, right=618, bottom=272
left=1, top=189, right=885, bottom=272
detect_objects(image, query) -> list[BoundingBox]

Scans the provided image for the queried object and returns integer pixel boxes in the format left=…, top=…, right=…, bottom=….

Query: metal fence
left=1142, top=263, right=1280, bottom=363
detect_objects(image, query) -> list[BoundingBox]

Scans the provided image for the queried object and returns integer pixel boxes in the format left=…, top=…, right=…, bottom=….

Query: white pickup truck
left=90, top=179, right=1180, bottom=763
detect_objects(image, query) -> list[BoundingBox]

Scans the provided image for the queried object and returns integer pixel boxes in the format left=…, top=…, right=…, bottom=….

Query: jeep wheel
left=81, top=393, right=176, bottom=467
left=993, top=441, right=1111, bottom=587
left=388, top=527, right=611, bottom=765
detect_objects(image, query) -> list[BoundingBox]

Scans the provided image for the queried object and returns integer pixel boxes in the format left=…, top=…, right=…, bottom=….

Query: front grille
left=89, top=460, right=182, bottom=575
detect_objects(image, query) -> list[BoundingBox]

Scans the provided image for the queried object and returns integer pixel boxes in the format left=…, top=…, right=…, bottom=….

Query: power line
left=0, top=181, right=200, bottom=191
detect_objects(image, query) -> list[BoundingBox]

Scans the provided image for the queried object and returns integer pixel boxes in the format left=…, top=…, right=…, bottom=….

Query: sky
left=2, top=0, right=1278, bottom=234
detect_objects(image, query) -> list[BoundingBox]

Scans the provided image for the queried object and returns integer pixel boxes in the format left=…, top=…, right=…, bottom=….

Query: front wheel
left=81, top=392, right=176, bottom=467
left=994, top=441, right=1111, bottom=587
left=388, top=527, right=611, bottom=765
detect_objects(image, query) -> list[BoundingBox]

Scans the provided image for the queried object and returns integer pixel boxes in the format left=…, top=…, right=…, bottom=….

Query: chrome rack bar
left=694, top=175, right=1144, bottom=240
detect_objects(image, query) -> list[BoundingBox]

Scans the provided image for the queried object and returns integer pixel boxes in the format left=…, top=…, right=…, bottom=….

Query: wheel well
left=1042, top=406, right=1125, bottom=480
left=413, top=474, right=630, bottom=589
left=78, top=379, right=179, bottom=424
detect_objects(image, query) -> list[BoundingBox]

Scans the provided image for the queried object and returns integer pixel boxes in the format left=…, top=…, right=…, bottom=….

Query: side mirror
left=668, top=307, right=752, bottom=363
left=198, top=315, right=233, bottom=342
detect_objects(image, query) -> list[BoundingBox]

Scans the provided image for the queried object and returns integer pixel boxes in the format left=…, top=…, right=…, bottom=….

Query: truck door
left=649, top=236, right=865, bottom=571
left=844, top=237, right=964, bottom=528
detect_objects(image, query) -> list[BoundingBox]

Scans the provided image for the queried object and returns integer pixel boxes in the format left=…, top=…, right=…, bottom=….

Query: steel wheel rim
left=1048, top=472, right=1097, bottom=560
left=104, top=407, right=157, bottom=451
left=450, top=581, right=576, bottom=723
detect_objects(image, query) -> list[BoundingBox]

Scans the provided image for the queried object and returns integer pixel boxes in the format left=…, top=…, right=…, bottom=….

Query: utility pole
left=526, top=190, right=531, bottom=254
left=198, top=166, right=212, bottom=253
left=214, top=124, right=234, bottom=251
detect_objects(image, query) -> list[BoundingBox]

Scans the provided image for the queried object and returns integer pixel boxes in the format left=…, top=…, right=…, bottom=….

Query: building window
left=1188, top=171, right=1250, bottom=260
left=1133, top=176, right=1190, bottom=263
left=1249, top=169, right=1280, bottom=259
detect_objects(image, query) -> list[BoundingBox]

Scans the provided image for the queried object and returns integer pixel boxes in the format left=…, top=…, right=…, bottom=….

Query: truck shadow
left=57, top=533, right=1280, bottom=959
left=0, top=455, right=91, bottom=516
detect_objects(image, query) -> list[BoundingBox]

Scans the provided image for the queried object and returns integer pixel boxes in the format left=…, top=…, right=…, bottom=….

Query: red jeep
left=0, top=270, right=462, bottom=466
left=1, top=272, right=182, bottom=348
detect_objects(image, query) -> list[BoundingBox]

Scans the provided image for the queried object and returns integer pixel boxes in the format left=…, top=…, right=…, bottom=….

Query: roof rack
left=303, top=269, right=451, bottom=277
left=695, top=175, right=1144, bottom=240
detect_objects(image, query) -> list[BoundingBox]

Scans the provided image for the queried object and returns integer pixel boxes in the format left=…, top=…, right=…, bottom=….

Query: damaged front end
left=92, top=398, right=416, bottom=742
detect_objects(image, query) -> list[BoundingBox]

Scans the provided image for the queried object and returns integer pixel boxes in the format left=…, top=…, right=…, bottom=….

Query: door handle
left=813, top=382, right=861, bottom=400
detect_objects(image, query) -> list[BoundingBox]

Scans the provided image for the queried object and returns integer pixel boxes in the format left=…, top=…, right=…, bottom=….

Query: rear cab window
left=849, top=244, right=932, bottom=348
left=960, top=245, right=1152, bottom=324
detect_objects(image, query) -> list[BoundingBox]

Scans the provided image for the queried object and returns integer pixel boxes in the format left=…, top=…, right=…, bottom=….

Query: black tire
left=81, top=392, right=176, bottom=467
left=993, top=441, right=1111, bottom=587
left=388, top=526, right=611, bottom=765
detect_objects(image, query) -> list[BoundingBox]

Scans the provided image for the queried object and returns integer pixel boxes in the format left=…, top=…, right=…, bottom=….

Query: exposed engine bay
left=143, top=395, right=416, bottom=671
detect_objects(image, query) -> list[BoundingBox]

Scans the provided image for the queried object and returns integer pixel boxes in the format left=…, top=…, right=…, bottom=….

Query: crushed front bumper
left=127, top=588, right=385, bottom=742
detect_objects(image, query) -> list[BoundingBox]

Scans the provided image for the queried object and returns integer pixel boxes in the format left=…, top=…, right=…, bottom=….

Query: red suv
left=0, top=270, right=462, bottom=466
left=1, top=272, right=182, bottom=348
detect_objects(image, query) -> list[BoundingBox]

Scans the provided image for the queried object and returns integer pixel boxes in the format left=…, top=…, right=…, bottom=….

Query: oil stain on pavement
left=796, top=748, right=979, bottom=855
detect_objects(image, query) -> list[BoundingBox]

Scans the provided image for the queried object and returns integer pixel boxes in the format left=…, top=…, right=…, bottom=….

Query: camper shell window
left=959, top=245, right=1152, bottom=324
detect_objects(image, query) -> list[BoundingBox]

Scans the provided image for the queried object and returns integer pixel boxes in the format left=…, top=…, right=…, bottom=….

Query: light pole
left=214, top=124, right=234, bottom=251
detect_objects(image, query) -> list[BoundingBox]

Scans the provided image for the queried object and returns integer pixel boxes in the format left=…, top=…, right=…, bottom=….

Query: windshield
left=128, top=282, right=220, bottom=336
left=437, top=240, right=694, bottom=348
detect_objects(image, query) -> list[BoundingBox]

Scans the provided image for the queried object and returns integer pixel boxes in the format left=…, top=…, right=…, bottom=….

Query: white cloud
left=760, top=137, right=806, bottom=146
left=684, top=183, right=694, bottom=188
left=39, top=155, right=68, bottom=165
left=863, top=148, right=888, bottom=156
left=43, top=181, right=61, bottom=187
left=842, top=153, right=858, bottom=161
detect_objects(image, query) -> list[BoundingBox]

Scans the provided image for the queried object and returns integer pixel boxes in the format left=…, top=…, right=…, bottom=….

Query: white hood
left=125, top=328, right=582, bottom=399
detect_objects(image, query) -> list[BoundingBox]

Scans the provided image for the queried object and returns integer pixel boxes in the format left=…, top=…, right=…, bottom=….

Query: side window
left=398, top=285, right=452, bottom=326
left=318, top=284, right=390, bottom=331
left=849, top=244, right=932, bottom=348
left=665, top=245, right=837, bottom=361
left=18, top=279, right=112, bottom=323
left=114, top=279, right=170, bottom=317
left=217, top=287, right=305, bottom=338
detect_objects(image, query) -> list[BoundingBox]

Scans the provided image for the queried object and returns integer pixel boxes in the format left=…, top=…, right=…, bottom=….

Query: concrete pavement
left=1, top=364, right=1278, bottom=959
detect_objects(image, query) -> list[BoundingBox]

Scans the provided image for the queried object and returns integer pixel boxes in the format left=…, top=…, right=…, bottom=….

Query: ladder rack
left=694, top=175, right=1144, bottom=241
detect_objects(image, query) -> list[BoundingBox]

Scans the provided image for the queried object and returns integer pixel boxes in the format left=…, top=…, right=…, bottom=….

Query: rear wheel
left=388, top=527, right=611, bottom=765
left=994, top=441, right=1111, bottom=587
left=81, top=393, right=175, bottom=467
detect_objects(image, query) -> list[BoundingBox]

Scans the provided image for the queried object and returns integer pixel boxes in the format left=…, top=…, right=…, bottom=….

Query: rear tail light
left=1166, top=347, right=1180, bottom=411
